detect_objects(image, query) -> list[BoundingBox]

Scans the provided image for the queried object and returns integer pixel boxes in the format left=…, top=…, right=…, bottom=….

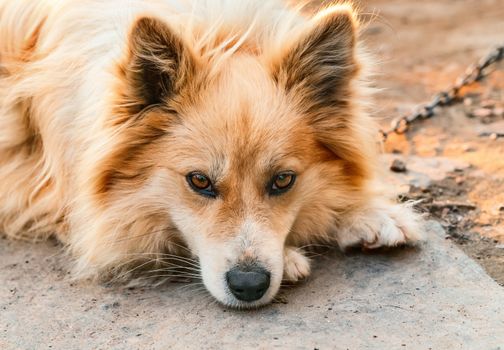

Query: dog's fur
left=0, top=0, right=423, bottom=307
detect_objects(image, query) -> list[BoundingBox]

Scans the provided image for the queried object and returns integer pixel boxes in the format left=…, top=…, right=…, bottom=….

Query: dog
left=0, top=0, right=423, bottom=308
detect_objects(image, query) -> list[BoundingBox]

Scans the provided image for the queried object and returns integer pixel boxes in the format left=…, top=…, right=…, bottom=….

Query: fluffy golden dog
left=0, top=0, right=423, bottom=307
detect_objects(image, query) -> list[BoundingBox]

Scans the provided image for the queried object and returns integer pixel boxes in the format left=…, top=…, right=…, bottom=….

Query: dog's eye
left=269, top=171, right=296, bottom=196
left=186, top=172, right=217, bottom=198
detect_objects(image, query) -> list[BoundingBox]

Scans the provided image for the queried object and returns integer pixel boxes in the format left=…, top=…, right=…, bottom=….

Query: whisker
left=207, top=298, right=219, bottom=308
left=304, top=252, right=328, bottom=259
left=144, top=271, right=202, bottom=278
left=165, top=240, right=192, bottom=253
left=176, top=283, right=206, bottom=293
left=119, top=253, right=200, bottom=268
left=140, top=273, right=202, bottom=279
left=111, top=258, right=159, bottom=281
left=133, top=276, right=202, bottom=287
left=297, top=243, right=334, bottom=250
left=147, top=266, right=201, bottom=274
left=122, top=251, right=198, bottom=262
left=145, top=252, right=199, bottom=262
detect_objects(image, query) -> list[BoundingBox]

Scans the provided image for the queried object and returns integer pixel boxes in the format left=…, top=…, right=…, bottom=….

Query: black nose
left=226, top=266, right=271, bottom=302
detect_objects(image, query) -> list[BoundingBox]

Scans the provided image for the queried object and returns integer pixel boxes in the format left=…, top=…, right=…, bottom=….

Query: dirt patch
left=384, top=95, right=504, bottom=285
left=401, top=171, right=504, bottom=286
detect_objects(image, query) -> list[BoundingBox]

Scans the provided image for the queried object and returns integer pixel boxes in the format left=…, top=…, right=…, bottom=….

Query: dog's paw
left=361, top=206, right=421, bottom=249
left=337, top=201, right=425, bottom=250
left=283, top=247, right=311, bottom=282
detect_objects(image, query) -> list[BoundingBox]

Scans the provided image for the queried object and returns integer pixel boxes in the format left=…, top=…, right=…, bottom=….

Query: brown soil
left=353, top=0, right=504, bottom=285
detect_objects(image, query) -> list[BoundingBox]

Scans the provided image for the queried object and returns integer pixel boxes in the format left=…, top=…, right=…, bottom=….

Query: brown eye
left=186, top=172, right=216, bottom=198
left=190, top=173, right=209, bottom=189
left=269, top=171, right=296, bottom=196
left=275, top=174, right=293, bottom=189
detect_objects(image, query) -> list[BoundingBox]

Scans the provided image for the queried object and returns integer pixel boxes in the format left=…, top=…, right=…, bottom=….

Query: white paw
left=337, top=201, right=425, bottom=250
left=362, top=210, right=415, bottom=249
left=283, top=247, right=311, bottom=282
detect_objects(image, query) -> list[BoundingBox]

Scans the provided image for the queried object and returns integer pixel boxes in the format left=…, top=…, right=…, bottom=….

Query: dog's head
left=86, top=4, right=373, bottom=308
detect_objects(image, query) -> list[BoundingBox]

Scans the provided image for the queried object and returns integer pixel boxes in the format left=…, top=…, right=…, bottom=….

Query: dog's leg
left=283, top=247, right=311, bottom=282
left=336, top=200, right=424, bottom=250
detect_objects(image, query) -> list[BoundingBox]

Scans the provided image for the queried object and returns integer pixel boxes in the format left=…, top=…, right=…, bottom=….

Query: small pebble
left=471, top=108, right=492, bottom=118
left=462, top=144, right=476, bottom=152
left=481, top=99, right=496, bottom=108
left=493, top=107, right=504, bottom=117
left=101, top=301, right=120, bottom=310
left=390, top=159, right=407, bottom=173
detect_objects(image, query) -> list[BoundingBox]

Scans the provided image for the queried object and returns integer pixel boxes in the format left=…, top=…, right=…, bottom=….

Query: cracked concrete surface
left=1, top=221, right=503, bottom=349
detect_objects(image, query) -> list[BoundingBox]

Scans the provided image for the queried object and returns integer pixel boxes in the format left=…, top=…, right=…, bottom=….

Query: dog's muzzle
left=225, top=266, right=271, bottom=302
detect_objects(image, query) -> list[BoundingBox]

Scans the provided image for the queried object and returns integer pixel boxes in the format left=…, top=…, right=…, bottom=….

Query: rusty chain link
left=380, top=45, right=504, bottom=141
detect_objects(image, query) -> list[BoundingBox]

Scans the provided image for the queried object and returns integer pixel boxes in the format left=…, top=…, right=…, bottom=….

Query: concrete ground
left=1, top=221, right=503, bottom=350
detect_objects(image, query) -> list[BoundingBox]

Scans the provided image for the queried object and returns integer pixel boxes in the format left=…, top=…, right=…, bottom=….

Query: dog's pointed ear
left=273, top=7, right=372, bottom=183
left=120, top=17, right=196, bottom=115
left=273, top=6, right=359, bottom=113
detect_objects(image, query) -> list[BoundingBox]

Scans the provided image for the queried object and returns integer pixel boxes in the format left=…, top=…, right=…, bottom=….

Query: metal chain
left=380, top=45, right=504, bottom=141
